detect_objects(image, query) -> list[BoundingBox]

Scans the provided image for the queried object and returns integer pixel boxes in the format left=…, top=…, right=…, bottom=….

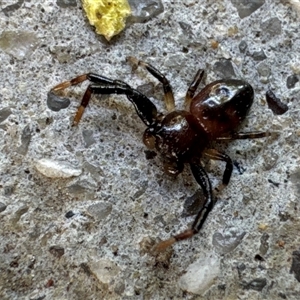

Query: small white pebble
left=89, top=259, right=121, bottom=285
left=35, top=158, right=82, bottom=178
left=178, top=253, right=220, bottom=295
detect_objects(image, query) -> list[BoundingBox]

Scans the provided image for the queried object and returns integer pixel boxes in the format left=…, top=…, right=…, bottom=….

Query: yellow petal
left=82, top=0, right=131, bottom=41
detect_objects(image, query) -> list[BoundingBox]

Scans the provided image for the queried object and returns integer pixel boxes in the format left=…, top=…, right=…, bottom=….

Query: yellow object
left=82, top=0, right=131, bottom=41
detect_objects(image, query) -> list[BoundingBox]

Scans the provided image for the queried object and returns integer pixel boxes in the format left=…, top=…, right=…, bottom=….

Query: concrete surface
left=1, top=0, right=300, bottom=299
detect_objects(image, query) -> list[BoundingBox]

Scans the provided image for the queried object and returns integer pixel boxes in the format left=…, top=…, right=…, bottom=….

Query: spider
left=51, top=57, right=268, bottom=252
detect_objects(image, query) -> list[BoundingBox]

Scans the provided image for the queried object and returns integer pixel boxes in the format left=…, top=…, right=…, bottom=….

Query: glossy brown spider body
left=51, top=57, right=267, bottom=252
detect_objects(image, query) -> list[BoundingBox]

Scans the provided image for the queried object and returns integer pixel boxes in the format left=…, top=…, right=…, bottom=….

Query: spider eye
left=217, top=86, right=230, bottom=96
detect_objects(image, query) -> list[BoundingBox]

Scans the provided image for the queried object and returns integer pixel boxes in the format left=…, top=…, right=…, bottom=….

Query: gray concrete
left=1, top=0, right=300, bottom=299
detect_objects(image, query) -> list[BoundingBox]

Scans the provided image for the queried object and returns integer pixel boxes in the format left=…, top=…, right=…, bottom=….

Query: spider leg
left=203, top=149, right=233, bottom=186
left=51, top=74, right=90, bottom=91
left=214, top=131, right=269, bottom=188
left=127, top=56, right=175, bottom=112
left=152, top=162, right=213, bottom=252
left=216, top=131, right=268, bottom=140
left=51, top=73, right=158, bottom=127
left=185, top=69, right=205, bottom=110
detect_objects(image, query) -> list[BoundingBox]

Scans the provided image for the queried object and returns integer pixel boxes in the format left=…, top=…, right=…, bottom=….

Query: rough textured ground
left=1, top=0, right=300, bottom=299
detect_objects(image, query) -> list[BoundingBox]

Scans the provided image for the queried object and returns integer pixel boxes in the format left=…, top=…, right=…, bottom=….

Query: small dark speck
left=278, top=211, right=290, bottom=222
left=49, top=245, right=65, bottom=258
left=35, top=296, right=46, bottom=300
left=10, top=260, right=19, bottom=268
left=255, top=254, right=265, bottom=261
left=218, top=284, right=226, bottom=290
left=268, top=179, right=280, bottom=187
left=278, top=292, right=287, bottom=299
left=65, top=210, right=75, bottom=218
left=45, top=279, right=54, bottom=288
left=80, top=263, right=93, bottom=276
left=266, top=90, right=288, bottom=115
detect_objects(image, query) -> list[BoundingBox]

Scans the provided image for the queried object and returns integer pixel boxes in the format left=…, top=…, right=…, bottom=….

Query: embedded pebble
left=266, top=90, right=288, bottom=115
left=47, top=92, right=70, bottom=112
left=82, top=130, right=96, bottom=148
left=179, top=22, right=193, bottom=36
left=114, top=281, right=126, bottom=295
left=56, top=0, right=77, bottom=8
left=257, top=62, right=271, bottom=82
left=136, top=82, right=155, bottom=98
left=87, top=202, right=112, bottom=220
left=49, top=245, right=65, bottom=258
left=252, top=49, right=267, bottom=61
left=178, top=253, right=220, bottom=295
left=89, top=259, right=121, bottom=285
left=17, top=124, right=32, bottom=155
left=2, top=0, right=24, bottom=16
left=0, top=202, right=7, bottom=213
left=127, top=0, right=164, bottom=24
left=4, top=185, right=14, bottom=196
left=11, top=206, right=29, bottom=224
left=164, top=53, right=185, bottom=68
left=290, top=170, right=300, bottom=195
left=35, top=158, right=82, bottom=178
left=243, top=278, right=267, bottom=291
left=182, top=190, right=205, bottom=217
left=212, top=231, right=246, bottom=254
left=261, top=17, right=282, bottom=36
left=67, top=183, right=87, bottom=194
left=0, top=30, right=39, bottom=60
left=259, top=232, right=269, bottom=255
left=239, top=40, right=248, bottom=53
left=213, top=59, right=236, bottom=78
left=262, top=151, right=279, bottom=170
left=230, top=0, right=265, bottom=18
left=290, top=249, right=300, bottom=282
left=67, top=178, right=96, bottom=194
left=0, top=107, right=12, bottom=123
left=83, top=161, right=104, bottom=178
